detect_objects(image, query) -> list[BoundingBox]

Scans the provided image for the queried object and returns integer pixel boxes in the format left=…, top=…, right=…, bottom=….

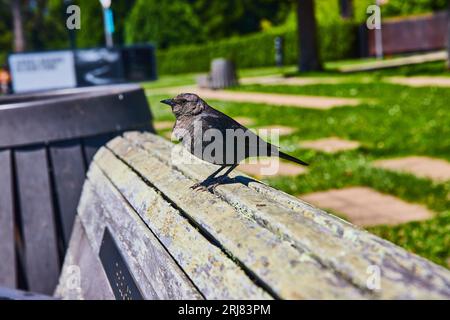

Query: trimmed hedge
left=157, top=22, right=357, bottom=74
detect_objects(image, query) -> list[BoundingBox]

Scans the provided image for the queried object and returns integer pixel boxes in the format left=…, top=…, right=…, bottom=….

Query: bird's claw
left=206, top=182, right=220, bottom=192
left=190, top=179, right=222, bottom=192
left=190, top=182, right=207, bottom=191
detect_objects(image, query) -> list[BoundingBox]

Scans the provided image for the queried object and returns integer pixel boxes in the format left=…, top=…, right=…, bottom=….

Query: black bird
left=161, top=93, right=308, bottom=191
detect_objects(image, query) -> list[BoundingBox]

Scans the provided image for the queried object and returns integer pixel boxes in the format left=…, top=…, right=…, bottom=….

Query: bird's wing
left=200, top=111, right=244, bottom=130
left=197, top=111, right=278, bottom=162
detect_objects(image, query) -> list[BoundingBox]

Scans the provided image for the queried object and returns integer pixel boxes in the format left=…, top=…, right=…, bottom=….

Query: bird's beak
left=160, top=98, right=174, bottom=106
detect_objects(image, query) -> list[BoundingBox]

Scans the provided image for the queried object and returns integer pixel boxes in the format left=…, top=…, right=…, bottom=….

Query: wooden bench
left=56, top=132, right=450, bottom=299
left=0, top=85, right=153, bottom=295
left=196, top=58, right=238, bottom=89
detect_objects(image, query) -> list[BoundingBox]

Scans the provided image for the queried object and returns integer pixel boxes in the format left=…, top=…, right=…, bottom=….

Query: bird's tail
left=278, top=151, right=309, bottom=166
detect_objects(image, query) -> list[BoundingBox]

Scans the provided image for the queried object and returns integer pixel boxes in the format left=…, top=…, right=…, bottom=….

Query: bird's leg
left=190, top=165, right=226, bottom=190
left=206, top=164, right=238, bottom=192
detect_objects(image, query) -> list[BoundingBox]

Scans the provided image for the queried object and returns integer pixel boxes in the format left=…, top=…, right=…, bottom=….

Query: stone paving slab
left=299, top=187, right=432, bottom=227
left=299, top=137, right=360, bottom=153
left=252, top=125, right=296, bottom=137
left=240, top=75, right=342, bottom=86
left=238, top=158, right=307, bottom=177
left=386, top=76, right=450, bottom=88
left=167, top=87, right=361, bottom=110
left=338, top=51, right=447, bottom=73
left=156, top=118, right=254, bottom=131
left=373, top=156, right=450, bottom=182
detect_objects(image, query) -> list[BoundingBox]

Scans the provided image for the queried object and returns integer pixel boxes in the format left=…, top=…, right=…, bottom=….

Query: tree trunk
left=11, top=0, right=25, bottom=52
left=447, top=2, right=450, bottom=69
left=297, top=0, right=322, bottom=72
left=339, top=0, right=353, bottom=19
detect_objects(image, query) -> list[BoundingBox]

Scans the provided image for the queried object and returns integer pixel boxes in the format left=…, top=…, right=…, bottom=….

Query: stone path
left=240, top=75, right=342, bottom=86
left=154, top=121, right=174, bottom=131
left=373, top=156, right=450, bottom=182
left=386, top=76, right=450, bottom=88
left=167, top=87, right=361, bottom=110
left=338, top=51, right=447, bottom=73
left=299, top=137, right=360, bottom=153
left=238, top=158, right=307, bottom=177
left=300, top=187, right=432, bottom=227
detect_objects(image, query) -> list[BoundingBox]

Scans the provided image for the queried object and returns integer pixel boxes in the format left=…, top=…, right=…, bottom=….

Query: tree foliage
left=0, top=0, right=448, bottom=66
left=191, top=0, right=291, bottom=39
left=125, top=0, right=204, bottom=49
left=0, top=0, right=13, bottom=64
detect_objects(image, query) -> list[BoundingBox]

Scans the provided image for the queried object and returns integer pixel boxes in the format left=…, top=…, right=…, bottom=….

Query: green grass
left=146, top=64, right=450, bottom=268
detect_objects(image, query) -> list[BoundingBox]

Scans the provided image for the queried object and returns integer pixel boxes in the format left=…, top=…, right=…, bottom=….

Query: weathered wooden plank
left=104, top=137, right=367, bottom=299
left=76, top=180, right=107, bottom=255
left=0, top=286, right=55, bottom=300
left=55, top=217, right=115, bottom=300
left=92, top=150, right=271, bottom=300
left=14, top=147, right=60, bottom=294
left=122, top=131, right=450, bottom=299
left=50, top=141, right=86, bottom=246
left=78, top=172, right=203, bottom=300
left=0, top=150, right=16, bottom=288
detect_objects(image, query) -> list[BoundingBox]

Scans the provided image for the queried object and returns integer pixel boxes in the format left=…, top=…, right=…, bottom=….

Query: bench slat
left=82, top=134, right=115, bottom=166
left=93, top=149, right=271, bottom=300
left=0, top=150, right=16, bottom=288
left=15, top=147, right=60, bottom=294
left=50, top=141, right=86, bottom=246
left=77, top=170, right=203, bottom=300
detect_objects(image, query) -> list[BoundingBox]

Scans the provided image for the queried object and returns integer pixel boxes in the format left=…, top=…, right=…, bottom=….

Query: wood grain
left=93, top=149, right=270, bottom=299
left=55, top=218, right=115, bottom=300
left=0, top=150, right=16, bottom=288
left=50, top=141, right=86, bottom=246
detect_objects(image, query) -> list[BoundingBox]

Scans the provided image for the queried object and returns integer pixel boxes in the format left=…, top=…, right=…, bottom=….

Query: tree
left=296, top=0, right=322, bottom=72
left=11, top=0, right=25, bottom=52
left=0, top=0, right=13, bottom=64
left=125, top=0, right=205, bottom=49
left=339, top=0, right=353, bottom=19
left=75, top=0, right=104, bottom=48
left=191, top=0, right=290, bottom=40
left=111, top=0, right=136, bottom=46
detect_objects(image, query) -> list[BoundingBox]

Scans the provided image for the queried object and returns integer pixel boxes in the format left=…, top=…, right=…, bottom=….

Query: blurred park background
left=0, top=0, right=449, bottom=269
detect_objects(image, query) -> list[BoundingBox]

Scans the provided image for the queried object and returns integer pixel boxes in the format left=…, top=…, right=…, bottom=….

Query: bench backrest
left=0, top=85, right=153, bottom=295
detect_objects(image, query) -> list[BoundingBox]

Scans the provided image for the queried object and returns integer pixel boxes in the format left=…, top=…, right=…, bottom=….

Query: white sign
left=9, top=51, right=77, bottom=93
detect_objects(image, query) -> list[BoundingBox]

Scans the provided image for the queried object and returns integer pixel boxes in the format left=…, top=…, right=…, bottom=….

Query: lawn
left=144, top=63, right=450, bottom=268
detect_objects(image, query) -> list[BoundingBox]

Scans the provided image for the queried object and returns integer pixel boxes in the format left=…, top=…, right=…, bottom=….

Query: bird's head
left=160, top=93, right=206, bottom=118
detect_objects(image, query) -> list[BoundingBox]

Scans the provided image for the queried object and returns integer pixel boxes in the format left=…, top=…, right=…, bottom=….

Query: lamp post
left=99, top=0, right=114, bottom=48
left=374, top=0, right=383, bottom=59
